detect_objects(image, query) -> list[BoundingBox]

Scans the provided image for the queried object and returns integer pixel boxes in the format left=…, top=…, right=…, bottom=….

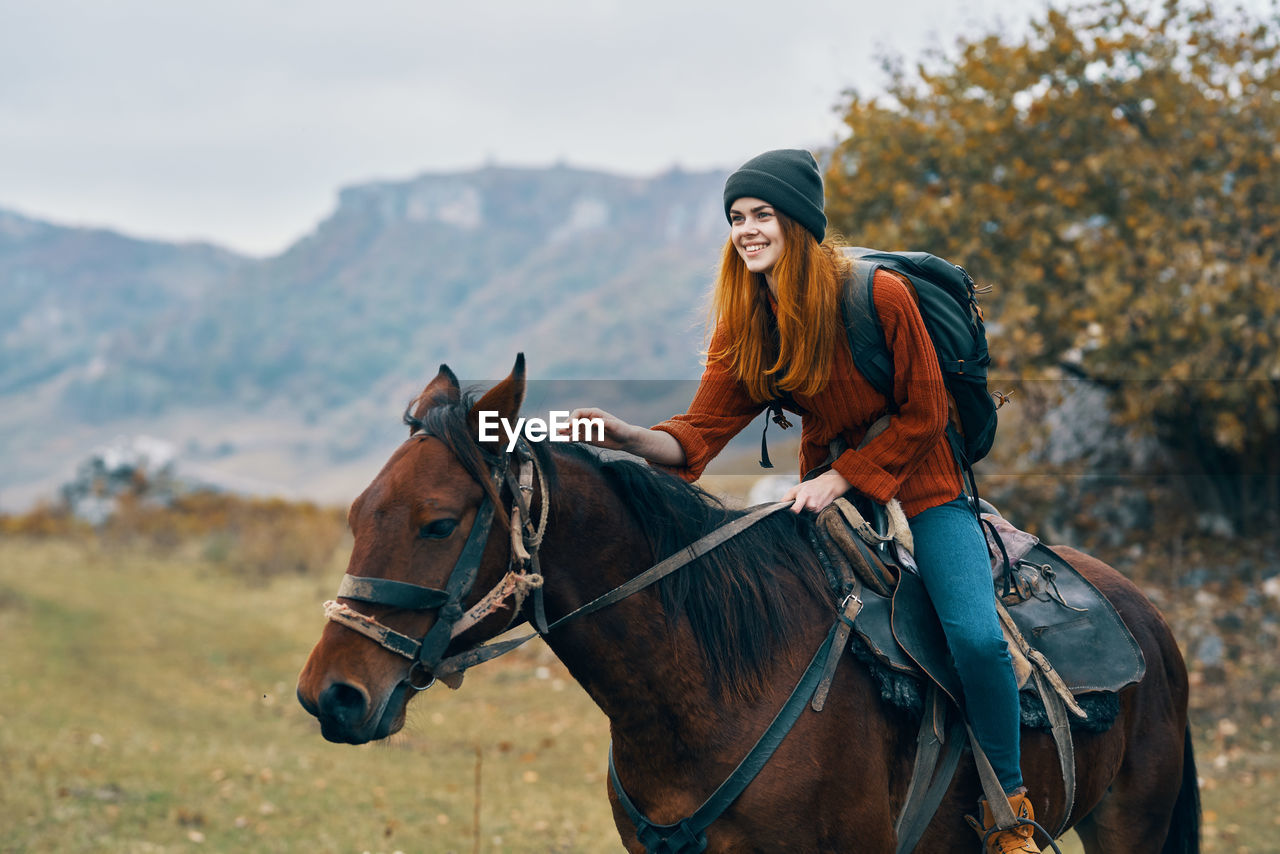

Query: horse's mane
left=554, top=443, right=836, bottom=703
left=406, top=390, right=835, bottom=703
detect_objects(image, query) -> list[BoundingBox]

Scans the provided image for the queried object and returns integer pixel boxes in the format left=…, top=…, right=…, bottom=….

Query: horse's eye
left=418, top=519, right=458, bottom=540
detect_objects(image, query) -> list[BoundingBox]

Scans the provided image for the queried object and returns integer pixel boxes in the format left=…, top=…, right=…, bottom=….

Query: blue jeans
left=909, top=496, right=1023, bottom=793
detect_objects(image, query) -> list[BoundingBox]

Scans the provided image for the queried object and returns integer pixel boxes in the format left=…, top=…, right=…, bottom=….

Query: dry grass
left=0, top=536, right=617, bottom=853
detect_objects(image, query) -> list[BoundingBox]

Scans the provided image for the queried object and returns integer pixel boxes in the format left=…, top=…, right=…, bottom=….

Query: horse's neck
left=533, top=460, right=831, bottom=754
left=536, top=478, right=703, bottom=723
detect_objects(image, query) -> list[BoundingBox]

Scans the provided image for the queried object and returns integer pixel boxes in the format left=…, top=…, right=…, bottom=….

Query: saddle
left=815, top=497, right=1146, bottom=714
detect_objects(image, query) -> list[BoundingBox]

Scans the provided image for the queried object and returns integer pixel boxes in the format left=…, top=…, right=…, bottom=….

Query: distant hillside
left=64, top=166, right=728, bottom=416
left=0, top=209, right=244, bottom=398
left=1, top=165, right=743, bottom=509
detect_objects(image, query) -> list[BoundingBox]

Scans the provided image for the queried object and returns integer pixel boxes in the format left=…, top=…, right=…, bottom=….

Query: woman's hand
left=783, top=469, right=852, bottom=514
left=558, top=408, right=687, bottom=466
left=559, top=407, right=640, bottom=452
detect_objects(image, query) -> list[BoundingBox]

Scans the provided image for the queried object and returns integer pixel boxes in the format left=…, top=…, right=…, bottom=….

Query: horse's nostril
left=318, top=681, right=369, bottom=726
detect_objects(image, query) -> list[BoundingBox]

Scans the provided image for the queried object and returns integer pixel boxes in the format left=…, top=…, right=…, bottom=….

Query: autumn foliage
left=825, top=0, right=1279, bottom=529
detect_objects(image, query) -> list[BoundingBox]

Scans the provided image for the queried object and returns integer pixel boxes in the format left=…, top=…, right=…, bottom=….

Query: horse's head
left=297, top=355, right=531, bottom=744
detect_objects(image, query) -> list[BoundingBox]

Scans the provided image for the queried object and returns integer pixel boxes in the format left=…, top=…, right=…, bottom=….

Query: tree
left=826, top=0, right=1280, bottom=531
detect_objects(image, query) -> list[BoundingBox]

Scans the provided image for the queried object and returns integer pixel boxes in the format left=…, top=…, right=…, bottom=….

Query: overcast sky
left=2, top=0, right=1082, bottom=255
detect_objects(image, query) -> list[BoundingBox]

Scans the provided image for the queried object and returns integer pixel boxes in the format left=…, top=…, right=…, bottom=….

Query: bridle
left=322, top=431, right=550, bottom=691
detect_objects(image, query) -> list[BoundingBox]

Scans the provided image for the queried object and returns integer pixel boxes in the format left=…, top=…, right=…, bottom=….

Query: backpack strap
left=840, top=260, right=895, bottom=404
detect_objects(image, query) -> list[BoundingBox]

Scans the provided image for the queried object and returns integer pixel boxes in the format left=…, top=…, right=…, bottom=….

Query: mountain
left=0, top=209, right=244, bottom=398
left=1, top=165, right=751, bottom=510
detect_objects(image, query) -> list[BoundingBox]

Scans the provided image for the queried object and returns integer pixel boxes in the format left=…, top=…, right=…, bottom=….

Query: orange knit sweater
left=651, top=269, right=963, bottom=518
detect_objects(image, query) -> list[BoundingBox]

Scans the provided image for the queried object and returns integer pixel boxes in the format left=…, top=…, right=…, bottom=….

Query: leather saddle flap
left=845, top=570, right=968, bottom=712
left=1001, top=542, right=1146, bottom=694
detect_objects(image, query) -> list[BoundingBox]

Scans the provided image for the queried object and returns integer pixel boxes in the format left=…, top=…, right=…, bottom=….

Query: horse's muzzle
left=299, top=678, right=407, bottom=744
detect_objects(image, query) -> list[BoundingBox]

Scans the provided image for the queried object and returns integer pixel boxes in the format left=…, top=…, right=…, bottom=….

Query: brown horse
left=297, top=357, right=1199, bottom=853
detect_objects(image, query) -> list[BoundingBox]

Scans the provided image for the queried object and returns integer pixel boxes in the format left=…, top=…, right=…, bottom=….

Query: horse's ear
left=408, top=364, right=462, bottom=433
left=468, top=354, right=526, bottom=450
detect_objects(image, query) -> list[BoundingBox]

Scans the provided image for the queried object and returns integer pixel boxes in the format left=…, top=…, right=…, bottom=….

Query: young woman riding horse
left=568, top=149, right=1038, bottom=853
left=298, top=153, right=1197, bottom=854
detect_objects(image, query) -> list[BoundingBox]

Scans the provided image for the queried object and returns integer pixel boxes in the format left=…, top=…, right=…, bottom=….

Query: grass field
left=1, top=535, right=1276, bottom=853
left=0, top=538, right=618, bottom=853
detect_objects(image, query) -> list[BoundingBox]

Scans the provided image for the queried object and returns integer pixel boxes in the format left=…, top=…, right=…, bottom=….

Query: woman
left=569, top=149, right=1039, bottom=854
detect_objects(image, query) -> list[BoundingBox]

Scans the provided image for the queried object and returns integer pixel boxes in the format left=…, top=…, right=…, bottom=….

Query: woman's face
left=728, top=197, right=785, bottom=278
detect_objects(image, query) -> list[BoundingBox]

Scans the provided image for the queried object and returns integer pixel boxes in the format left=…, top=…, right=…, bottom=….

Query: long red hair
left=706, top=214, right=851, bottom=402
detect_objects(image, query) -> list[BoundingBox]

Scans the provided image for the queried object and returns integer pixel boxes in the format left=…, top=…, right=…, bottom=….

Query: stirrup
left=964, top=791, right=1058, bottom=854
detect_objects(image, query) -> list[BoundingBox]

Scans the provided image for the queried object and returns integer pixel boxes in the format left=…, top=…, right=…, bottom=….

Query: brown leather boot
left=964, top=790, right=1042, bottom=854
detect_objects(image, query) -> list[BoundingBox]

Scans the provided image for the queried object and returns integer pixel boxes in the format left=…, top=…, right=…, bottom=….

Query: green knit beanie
left=723, top=149, right=826, bottom=243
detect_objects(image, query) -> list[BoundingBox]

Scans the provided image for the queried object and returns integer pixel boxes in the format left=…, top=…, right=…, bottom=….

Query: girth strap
left=893, top=686, right=966, bottom=854
left=609, top=622, right=838, bottom=854
left=1032, top=669, right=1077, bottom=839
